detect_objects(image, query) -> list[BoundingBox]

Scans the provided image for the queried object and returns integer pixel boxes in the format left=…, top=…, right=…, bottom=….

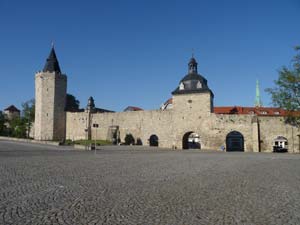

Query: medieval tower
left=34, top=46, right=67, bottom=141
left=172, top=57, right=214, bottom=115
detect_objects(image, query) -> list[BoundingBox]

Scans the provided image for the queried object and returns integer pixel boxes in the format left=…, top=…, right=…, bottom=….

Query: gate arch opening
left=226, top=131, right=244, bottom=151
left=273, top=136, right=288, bottom=152
left=182, top=132, right=201, bottom=149
left=149, top=135, right=159, bottom=147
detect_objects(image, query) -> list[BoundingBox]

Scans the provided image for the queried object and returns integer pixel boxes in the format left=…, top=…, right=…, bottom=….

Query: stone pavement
left=1, top=140, right=300, bottom=225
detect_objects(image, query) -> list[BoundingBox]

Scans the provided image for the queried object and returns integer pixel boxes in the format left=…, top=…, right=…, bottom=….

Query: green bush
left=124, top=134, right=135, bottom=145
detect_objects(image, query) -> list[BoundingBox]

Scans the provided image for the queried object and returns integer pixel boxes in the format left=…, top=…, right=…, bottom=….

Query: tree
left=66, top=93, right=80, bottom=112
left=0, top=111, right=5, bottom=135
left=266, top=46, right=300, bottom=127
left=22, top=99, right=35, bottom=138
left=9, top=117, right=26, bottom=138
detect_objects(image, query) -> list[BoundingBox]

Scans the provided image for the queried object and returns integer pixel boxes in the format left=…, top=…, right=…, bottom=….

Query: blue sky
left=0, top=0, right=300, bottom=112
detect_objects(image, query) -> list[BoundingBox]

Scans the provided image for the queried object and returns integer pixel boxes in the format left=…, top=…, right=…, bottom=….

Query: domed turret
left=172, top=57, right=213, bottom=96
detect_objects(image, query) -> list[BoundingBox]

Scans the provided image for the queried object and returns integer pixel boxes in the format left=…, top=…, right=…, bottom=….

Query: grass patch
left=66, top=139, right=112, bottom=146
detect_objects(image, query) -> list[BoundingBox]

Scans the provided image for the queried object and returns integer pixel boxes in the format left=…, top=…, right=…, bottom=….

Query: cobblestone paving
left=1, top=141, right=300, bottom=225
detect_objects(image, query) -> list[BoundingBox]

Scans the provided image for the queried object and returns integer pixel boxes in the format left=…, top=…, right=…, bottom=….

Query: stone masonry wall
left=258, top=116, right=300, bottom=153
left=66, top=112, right=89, bottom=141
left=34, top=72, right=67, bottom=141
left=53, top=75, right=67, bottom=141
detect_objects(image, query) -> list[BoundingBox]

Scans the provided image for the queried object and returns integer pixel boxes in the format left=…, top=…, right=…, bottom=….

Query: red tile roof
left=164, top=98, right=173, bottom=105
left=213, top=106, right=288, bottom=116
left=124, top=106, right=143, bottom=112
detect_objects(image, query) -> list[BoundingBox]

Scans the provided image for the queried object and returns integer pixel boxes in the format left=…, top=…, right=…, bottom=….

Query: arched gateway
left=149, top=135, right=159, bottom=147
left=182, top=132, right=201, bottom=149
left=226, top=131, right=244, bottom=151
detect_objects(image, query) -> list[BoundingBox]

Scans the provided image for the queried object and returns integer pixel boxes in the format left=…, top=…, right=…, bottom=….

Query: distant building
left=124, top=106, right=143, bottom=112
left=4, top=105, right=20, bottom=120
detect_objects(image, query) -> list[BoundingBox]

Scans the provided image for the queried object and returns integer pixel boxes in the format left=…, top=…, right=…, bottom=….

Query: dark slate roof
left=4, top=105, right=20, bottom=112
left=172, top=57, right=214, bottom=96
left=43, top=47, right=61, bottom=73
left=95, top=108, right=115, bottom=113
left=188, top=57, right=197, bottom=65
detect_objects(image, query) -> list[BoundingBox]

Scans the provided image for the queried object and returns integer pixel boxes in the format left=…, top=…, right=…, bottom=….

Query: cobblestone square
left=1, top=141, right=300, bottom=225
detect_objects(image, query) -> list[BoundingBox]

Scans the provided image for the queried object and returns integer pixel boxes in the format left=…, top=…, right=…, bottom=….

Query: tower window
left=179, top=82, right=184, bottom=90
left=196, top=81, right=202, bottom=89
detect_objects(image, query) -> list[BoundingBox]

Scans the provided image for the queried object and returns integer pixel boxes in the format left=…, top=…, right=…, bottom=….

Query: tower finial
left=51, top=41, right=54, bottom=48
left=192, top=48, right=195, bottom=58
left=188, top=55, right=198, bottom=74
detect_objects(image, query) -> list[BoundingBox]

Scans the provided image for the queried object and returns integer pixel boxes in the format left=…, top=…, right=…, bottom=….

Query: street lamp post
left=297, top=134, right=300, bottom=153
left=93, top=123, right=99, bottom=153
left=84, top=128, right=88, bottom=150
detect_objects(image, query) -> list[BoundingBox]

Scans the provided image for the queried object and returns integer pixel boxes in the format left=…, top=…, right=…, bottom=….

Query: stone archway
left=273, top=136, right=288, bottom=152
left=149, top=135, right=159, bottom=147
left=226, top=131, right=244, bottom=152
left=182, top=132, right=201, bottom=149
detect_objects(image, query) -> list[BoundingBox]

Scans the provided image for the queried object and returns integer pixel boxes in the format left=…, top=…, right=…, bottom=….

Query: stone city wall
left=66, top=109, right=257, bottom=150
left=65, top=92, right=300, bottom=152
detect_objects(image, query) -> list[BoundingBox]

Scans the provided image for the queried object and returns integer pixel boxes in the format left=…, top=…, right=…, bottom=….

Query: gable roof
left=4, top=105, right=20, bottom=112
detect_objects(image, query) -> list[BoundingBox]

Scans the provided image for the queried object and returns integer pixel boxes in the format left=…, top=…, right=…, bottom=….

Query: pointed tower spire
left=255, top=80, right=262, bottom=107
left=43, top=45, right=61, bottom=73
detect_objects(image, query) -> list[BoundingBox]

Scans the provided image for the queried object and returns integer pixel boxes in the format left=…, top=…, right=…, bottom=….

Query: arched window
left=196, top=81, right=202, bottom=89
left=179, top=82, right=184, bottom=90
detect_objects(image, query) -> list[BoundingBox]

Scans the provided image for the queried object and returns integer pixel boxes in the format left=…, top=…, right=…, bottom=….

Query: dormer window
left=196, top=81, right=202, bottom=89
left=274, top=111, right=280, bottom=115
left=179, top=82, right=184, bottom=90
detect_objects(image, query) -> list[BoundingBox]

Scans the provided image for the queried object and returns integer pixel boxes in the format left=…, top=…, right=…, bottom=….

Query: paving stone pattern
left=1, top=141, right=300, bottom=225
